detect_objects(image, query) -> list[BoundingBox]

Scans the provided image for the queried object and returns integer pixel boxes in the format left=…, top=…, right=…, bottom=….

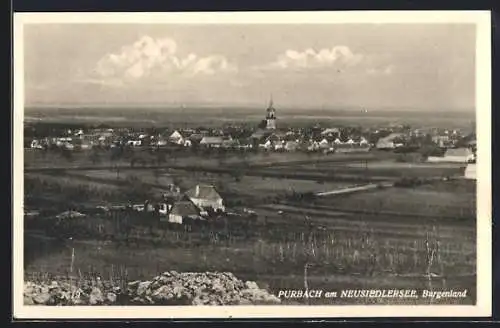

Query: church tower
left=265, top=95, right=277, bottom=130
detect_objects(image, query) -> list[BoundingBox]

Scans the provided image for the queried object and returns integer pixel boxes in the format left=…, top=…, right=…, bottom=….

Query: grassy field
left=307, top=182, right=476, bottom=220
left=274, top=161, right=466, bottom=179
left=24, top=148, right=396, bottom=171
left=24, top=148, right=337, bottom=168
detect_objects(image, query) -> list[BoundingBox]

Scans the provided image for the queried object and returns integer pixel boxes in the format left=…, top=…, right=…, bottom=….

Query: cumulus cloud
left=259, top=46, right=364, bottom=71
left=89, top=35, right=237, bottom=84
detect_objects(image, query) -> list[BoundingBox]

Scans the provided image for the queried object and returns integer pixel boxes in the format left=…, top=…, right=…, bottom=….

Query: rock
left=237, top=298, right=253, bottom=305
left=24, top=296, right=35, bottom=305
left=127, top=280, right=140, bottom=290
left=245, top=281, right=260, bottom=290
left=135, top=281, right=152, bottom=297
left=106, top=292, right=117, bottom=304
left=33, top=292, right=51, bottom=305
left=151, top=285, right=173, bottom=302
left=89, top=287, right=104, bottom=305
left=131, top=296, right=146, bottom=304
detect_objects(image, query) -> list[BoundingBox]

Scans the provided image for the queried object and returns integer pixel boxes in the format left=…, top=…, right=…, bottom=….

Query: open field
left=24, top=148, right=395, bottom=171
left=24, top=162, right=477, bottom=305
left=274, top=160, right=466, bottom=179
left=307, top=183, right=476, bottom=220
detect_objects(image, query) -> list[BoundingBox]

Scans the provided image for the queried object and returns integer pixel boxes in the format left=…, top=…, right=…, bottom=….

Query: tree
left=110, top=146, right=124, bottom=162
left=89, top=150, right=101, bottom=164
left=60, top=148, right=73, bottom=162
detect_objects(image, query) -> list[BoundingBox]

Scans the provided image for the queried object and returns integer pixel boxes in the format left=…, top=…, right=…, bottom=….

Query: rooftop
left=169, top=201, right=200, bottom=217
left=185, top=184, right=223, bottom=200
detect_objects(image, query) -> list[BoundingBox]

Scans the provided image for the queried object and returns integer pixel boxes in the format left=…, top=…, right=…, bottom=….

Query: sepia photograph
left=13, top=11, right=491, bottom=319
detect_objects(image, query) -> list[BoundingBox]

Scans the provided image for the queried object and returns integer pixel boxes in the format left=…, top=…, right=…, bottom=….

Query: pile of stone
left=23, top=271, right=281, bottom=306
left=125, top=271, right=280, bottom=305
left=23, top=279, right=122, bottom=306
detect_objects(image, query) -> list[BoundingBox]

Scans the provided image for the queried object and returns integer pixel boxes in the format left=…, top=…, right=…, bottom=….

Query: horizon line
left=24, top=102, right=475, bottom=113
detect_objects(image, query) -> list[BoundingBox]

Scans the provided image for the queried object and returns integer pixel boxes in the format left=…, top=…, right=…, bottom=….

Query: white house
left=169, top=130, right=184, bottom=145
left=64, top=143, right=74, bottom=150
left=333, top=138, right=343, bottom=145
left=127, top=140, right=142, bottom=147
left=464, top=163, right=476, bottom=180
left=185, top=184, right=225, bottom=212
left=165, top=201, right=200, bottom=224
left=284, top=141, right=299, bottom=152
left=80, top=142, right=92, bottom=150
left=259, top=139, right=273, bottom=150
left=30, top=140, right=43, bottom=149
left=274, top=141, right=285, bottom=151
left=376, top=133, right=405, bottom=150
left=427, top=147, right=474, bottom=163
left=319, top=138, right=330, bottom=149
left=432, top=135, right=450, bottom=147
left=345, top=138, right=355, bottom=145
left=157, top=139, right=168, bottom=146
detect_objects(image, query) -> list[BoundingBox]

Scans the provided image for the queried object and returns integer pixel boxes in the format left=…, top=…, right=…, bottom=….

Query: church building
left=265, top=96, right=277, bottom=130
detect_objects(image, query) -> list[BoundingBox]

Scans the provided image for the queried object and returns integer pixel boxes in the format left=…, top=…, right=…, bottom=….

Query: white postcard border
left=13, top=10, right=492, bottom=319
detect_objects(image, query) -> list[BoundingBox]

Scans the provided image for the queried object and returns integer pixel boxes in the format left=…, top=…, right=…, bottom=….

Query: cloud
left=258, top=46, right=364, bottom=71
left=87, top=35, right=237, bottom=85
left=367, top=65, right=395, bottom=75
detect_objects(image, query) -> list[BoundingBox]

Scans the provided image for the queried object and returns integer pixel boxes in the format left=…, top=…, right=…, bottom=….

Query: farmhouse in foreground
left=185, top=184, right=226, bottom=213
left=165, top=200, right=201, bottom=224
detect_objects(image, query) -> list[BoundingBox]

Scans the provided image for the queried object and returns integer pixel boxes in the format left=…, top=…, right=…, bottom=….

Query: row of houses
left=29, top=123, right=475, bottom=157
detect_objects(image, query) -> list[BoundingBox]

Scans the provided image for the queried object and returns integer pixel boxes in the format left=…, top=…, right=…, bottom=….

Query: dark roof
left=169, top=201, right=200, bottom=217
left=188, top=133, right=204, bottom=141
left=185, top=184, right=223, bottom=200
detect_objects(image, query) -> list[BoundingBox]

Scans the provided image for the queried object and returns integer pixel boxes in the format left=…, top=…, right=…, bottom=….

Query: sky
left=24, top=23, right=476, bottom=111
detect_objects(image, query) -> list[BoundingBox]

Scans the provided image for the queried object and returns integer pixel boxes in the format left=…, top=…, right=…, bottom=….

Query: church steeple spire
left=265, top=94, right=276, bottom=130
